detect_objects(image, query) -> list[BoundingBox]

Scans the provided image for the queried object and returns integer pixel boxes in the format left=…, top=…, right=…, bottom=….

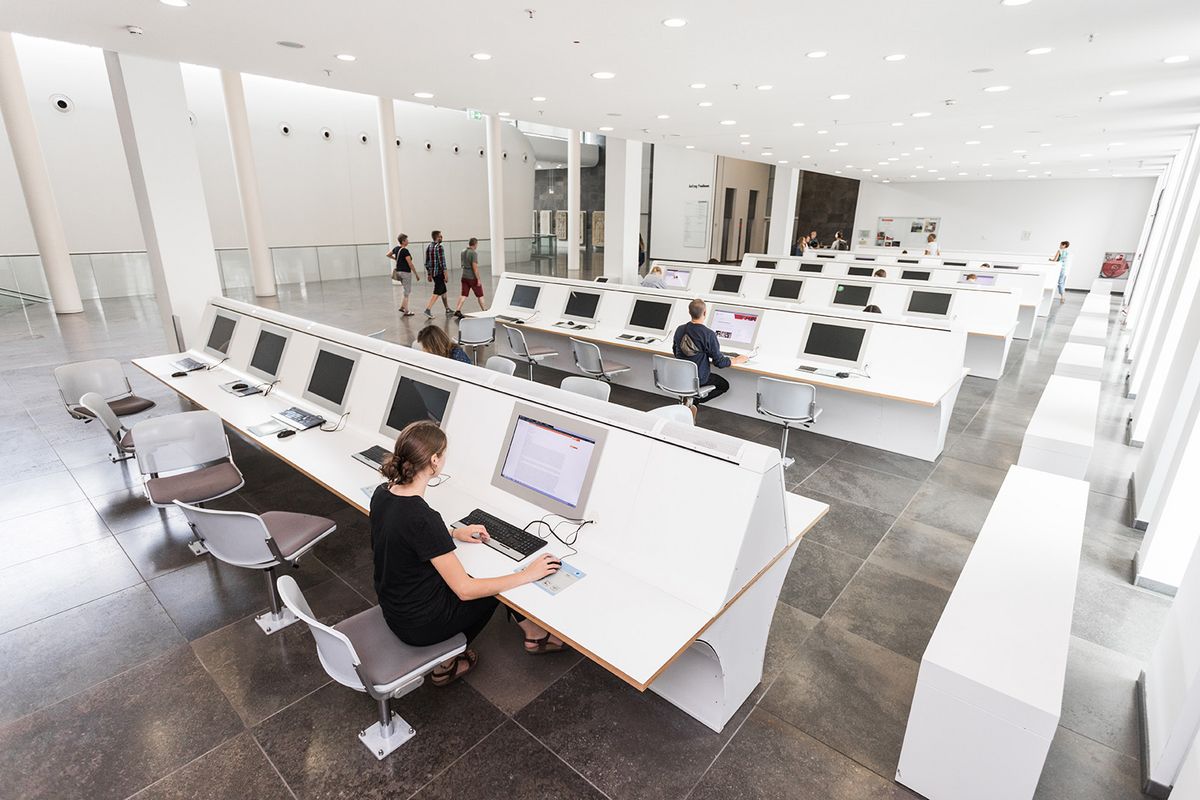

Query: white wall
left=853, top=177, right=1157, bottom=289
left=711, top=156, right=771, bottom=261
left=648, top=145, right=717, bottom=263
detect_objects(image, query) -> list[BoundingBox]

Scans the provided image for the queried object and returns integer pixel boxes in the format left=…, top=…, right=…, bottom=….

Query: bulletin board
left=873, top=216, right=941, bottom=251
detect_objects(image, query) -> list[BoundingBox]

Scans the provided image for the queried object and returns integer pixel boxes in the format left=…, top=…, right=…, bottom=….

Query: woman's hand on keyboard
left=453, top=524, right=489, bottom=544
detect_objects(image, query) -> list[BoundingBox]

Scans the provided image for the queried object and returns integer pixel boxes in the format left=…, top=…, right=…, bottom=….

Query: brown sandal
left=430, top=649, right=477, bottom=686
left=524, top=635, right=566, bottom=655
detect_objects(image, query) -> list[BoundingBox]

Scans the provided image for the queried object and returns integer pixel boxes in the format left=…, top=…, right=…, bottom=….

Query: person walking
left=387, top=234, right=420, bottom=316
left=454, top=238, right=486, bottom=319
left=423, top=230, right=452, bottom=318
left=1051, top=240, right=1070, bottom=304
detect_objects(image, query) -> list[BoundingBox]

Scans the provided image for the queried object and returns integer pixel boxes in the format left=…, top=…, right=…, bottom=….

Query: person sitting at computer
left=673, top=298, right=748, bottom=416
left=416, top=325, right=471, bottom=364
left=372, top=421, right=566, bottom=687
left=640, top=265, right=667, bottom=289
left=863, top=304, right=882, bottom=313
left=873, top=268, right=887, bottom=278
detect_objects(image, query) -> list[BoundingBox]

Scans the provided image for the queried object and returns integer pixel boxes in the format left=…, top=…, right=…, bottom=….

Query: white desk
left=1018, top=375, right=1100, bottom=480
left=1068, top=315, right=1109, bottom=348
left=897, top=465, right=1088, bottom=800
left=1055, top=342, right=1105, bottom=381
left=1079, top=292, right=1112, bottom=319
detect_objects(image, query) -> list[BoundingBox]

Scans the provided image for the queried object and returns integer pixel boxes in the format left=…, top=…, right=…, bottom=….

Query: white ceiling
left=2, top=0, right=1199, bottom=183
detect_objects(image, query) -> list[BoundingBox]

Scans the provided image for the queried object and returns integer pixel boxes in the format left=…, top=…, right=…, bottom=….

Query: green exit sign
left=466, top=108, right=483, bottom=121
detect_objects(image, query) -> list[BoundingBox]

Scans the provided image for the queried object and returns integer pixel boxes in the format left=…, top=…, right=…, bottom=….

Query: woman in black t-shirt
left=371, top=421, right=565, bottom=686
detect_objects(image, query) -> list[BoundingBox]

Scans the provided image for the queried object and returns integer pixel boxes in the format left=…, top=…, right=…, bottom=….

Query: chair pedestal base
left=781, top=456, right=795, bottom=468
left=255, top=608, right=299, bottom=635
left=109, top=451, right=135, bottom=464
left=187, top=538, right=209, bottom=556
left=359, top=711, right=416, bottom=759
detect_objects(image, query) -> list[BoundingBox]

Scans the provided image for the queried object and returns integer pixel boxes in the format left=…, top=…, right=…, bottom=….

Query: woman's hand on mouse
left=452, top=524, right=489, bottom=544
left=521, top=554, right=562, bottom=582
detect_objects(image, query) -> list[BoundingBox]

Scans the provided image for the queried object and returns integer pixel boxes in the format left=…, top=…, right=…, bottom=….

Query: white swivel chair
left=175, top=502, right=337, bottom=634
left=132, top=410, right=245, bottom=555
left=457, top=316, right=496, bottom=365
left=503, top=325, right=558, bottom=381
left=79, top=391, right=135, bottom=463
left=652, top=355, right=713, bottom=408
left=570, top=338, right=630, bottom=383
left=560, top=376, right=611, bottom=402
left=277, top=575, right=467, bottom=759
left=484, top=356, right=516, bottom=376
left=755, top=377, right=821, bottom=467
left=55, top=358, right=155, bottom=420
left=647, top=404, right=695, bottom=426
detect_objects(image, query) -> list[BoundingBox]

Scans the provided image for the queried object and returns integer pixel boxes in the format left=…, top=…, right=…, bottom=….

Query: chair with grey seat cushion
left=484, top=356, right=516, bottom=376
left=647, top=404, right=695, bottom=426
left=755, top=377, right=821, bottom=468
left=55, top=358, right=156, bottom=420
left=132, top=410, right=245, bottom=555
left=175, top=501, right=336, bottom=634
left=79, top=391, right=135, bottom=463
left=570, top=338, right=630, bottom=382
left=651, top=355, right=714, bottom=408
left=503, top=325, right=558, bottom=381
left=456, top=316, right=496, bottom=365
left=276, top=575, right=467, bottom=759
left=560, top=376, right=611, bottom=402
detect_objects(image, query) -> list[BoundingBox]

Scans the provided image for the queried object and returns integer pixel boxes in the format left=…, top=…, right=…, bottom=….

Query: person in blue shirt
left=1051, top=240, right=1070, bottom=304
left=417, top=325, right=471, bottom=364
left=672, top=299, right=748, bottom=413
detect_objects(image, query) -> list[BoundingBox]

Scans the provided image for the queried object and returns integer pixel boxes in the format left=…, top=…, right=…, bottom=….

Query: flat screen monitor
left=801, top=321, right=868, bottom=366
left=491, top=407, right=606, bottom=516
left=855, top=256, right=874, bottom=262
left=907, top=290, right=954, bottom=317
left=246, top=325, right=289, bottom=381
left=755, top=259, right=778, bottom=270
left=993, top=264, right=1019, bottom=270
left=662, top=268, right=691, bottom=289
left=816, top=253, right=835, bottom=259
left=768, top=278, right=804, bottom=301
left=511, top=284, right=541, bottom=310
left=712, top=273, right=744, bottom=294
left=848, top=266, right=874, bottom=277
left=562, top=290, right=601, bottom=321
left=901, top=270, right=931, bottom=281
left=798, top=263, right=824, bottom=273
left=832, top=283, right=873, bottom=307
left=710, top=307, right=761, bottom=349
left=898, top=258, right=919, bottom=265
left=302, top=345, right=359, bottom=413
left=944, top=260, right=967, bottom=267
left=594, top=276, right=610, bottom=283
left=959, top=273, right=996, bottom=286
left=379, top=371, right=454, bottom=438
left=204, top=313, right=238, bottom=357
left=627, top=299, right=673, bottom=333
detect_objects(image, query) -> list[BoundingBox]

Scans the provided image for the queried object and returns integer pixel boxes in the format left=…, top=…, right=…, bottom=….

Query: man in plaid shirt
left=423, top=229, right=453, bottom=318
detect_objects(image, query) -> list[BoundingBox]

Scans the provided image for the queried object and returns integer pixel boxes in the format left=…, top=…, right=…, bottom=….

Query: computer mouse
left=276, top=429, right=297, bottom=439
left=170, top=371, right=187, bottom=378
left=231, top=383, right=248, bottom=391
left=836, top=372, right=851, bottom=379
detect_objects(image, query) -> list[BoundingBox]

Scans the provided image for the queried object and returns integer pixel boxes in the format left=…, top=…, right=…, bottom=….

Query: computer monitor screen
left=898, top=258, right=919, bottom=265
left=901, top=270, right=931, bottom=281
left=798, top=263, right=824, bottom=273
left=908, top=290, right=953, bottom=316
left=832, top=283, right=873, bottom=306
left=993, top=264, right=1019, bottom=270
left=944, top=260, right=967, bottom=267
left=499, top=415, right=598, bottom=510
left=712, top=273, right=743, bottom=293
left=959, top=273, right=996, bottom=286
left=206, top=314, right=237, bottom=355
left=848, top=266, right=874, bottom=277
left=803, top=322, right=867, bottom=364
left=663, top=268, right=690, bottom=289
left=755, top=259, right=777, bottom=270
left=816, top=253, right=835, bottom=259
left=382, top=376, right=451, bottom=435
left=563, top=291, right=601, bottom=320
left=628, top=299, right=672, bottom=331
left=855, top=256, right=874, bottom=262
left=710, top=308, right=760, bottom=348
left=768, top=278, right=804, bottom=300
left=248, top=329, right=287, bottom=378
left=511, top=284, right=541, bottom=310
left=305, top=348, right=356, bottom=411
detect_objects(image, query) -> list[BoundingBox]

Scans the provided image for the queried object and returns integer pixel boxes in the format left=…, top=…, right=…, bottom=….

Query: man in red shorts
left=454, top=237, right=487, bottom=318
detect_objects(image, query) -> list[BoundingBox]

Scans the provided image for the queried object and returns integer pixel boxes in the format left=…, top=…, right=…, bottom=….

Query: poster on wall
left=539, top=210, right=552, bottom=237
left=683, top=200, right=710, bottom=249
left=592, top=211, right=605, bottom=247
left=554, top=211, right=568, bottom=242
left=1099, top=251, right=1133, bottom=280
left=874, top=216, right=942, bottom=251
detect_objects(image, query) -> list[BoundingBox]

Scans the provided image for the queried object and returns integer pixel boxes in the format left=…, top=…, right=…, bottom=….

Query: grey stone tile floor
left=0, top=276, right=1158, bottom=798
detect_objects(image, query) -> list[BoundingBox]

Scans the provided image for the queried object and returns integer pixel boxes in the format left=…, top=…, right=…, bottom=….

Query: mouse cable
left=257, top=379, right=281, bottom=396
left=319, top=411, right=350, bottom=433
left=204, top=357, right=229, bottom=371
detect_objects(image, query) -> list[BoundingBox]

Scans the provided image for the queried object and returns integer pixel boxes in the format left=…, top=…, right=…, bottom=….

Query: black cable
left=204, top=357, right=229, bottom=371
left=257, top=379, right=282, bottom=396
left=319, top=411, right=350, bottom=432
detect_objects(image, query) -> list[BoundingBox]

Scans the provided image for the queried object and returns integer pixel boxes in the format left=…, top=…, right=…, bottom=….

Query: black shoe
left=454, top=311, right=464, bottom=320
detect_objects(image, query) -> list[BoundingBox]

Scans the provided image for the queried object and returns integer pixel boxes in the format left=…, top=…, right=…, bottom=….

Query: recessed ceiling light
left=835, top=171, right=843, bottom=174
left=883, top=179, right=892, bottom=183
left=698, top=101, right=713, bottom=107
left=985, top=173, right=993, bottom=177
left=835, top=141, right=849, bottom=146
left=901, top=152, right=911, bottom=156
left=1030, top=161, right=1041, bottom=165
left=531, top=96, right=547, bottom=102
left=760, top=152, right=773, bottom=156
left=792, top=122, right=805, bottom=127
left=817, top=129, right=829, bottom=134
left=413, top=91, right=434, bottom=99
left=806, top=51, right=828, bottom=58
left=1040, top=142, right=1052, bottom=147
left=1164, top=55, right=1190, bottom=64
left=891, top=122, right=904, bottom=127
left=276, top=40, right=305, bottom=48
left=1087, top=168, right=1099, bottom=172
left=861, top=168, right=872, bottom=172
left=877, top=161, right=888, bottom=166
left=159, top=0, right=189, bottom=6
left=1108, top=89, right=1128, bottom=96
left=662, top=18, right=687, bottom=27
left=657, top=114, right=670, bottom=119
left=1012, top=148, right=1027, bottom=153
left=984, top=85, right=1011, bottom=92
left=335, top=54, right=357, bottom=62
left=884, top=54, right=907, bottom=62
left=887, top=157, right=899, bottom=161
left=599, top=126, right=614, bottom=131
left=1016, top=168, right=1028, bottom=172
left=938, top=177, right=946, bottom=181
left=911, top=111, right=932, bottom=118
left=829, top=148, right=840, bottom=152
left=951, top=160, right=960, bottom=165
left=720, top=119, right=737, bottom=125
left=471, top=52, right=492, bottom=61
left=1001, top=0, right=1032, bottom=6
left=801, top=154, right=811, bottom=159
left=498, top=111, right=511, bottom=117
left=928, top=168, right=939, bottom=173
left=910, top=175, right=917, bottom=178
left=845, top=164, right=855, bottom=168
left=958, top=171, right=968, bottom=176
left=690, top=82, right=707, bottom=89
left=757, top=85, right=773, bottom=91
left=980, top=124, right=995, bottom=129
left=966, top=140, right=981, bottom=145
left=829, top=93, right=851, bottom=100
left=739, top=133, right=750, bottom=138
left=872, top=175, right=879, bottom=179
left=778, top=160, right=789, bottom=164
left=592, top=72, right=616, bottom=80
left=1026, top=47, right=1052, bottom=56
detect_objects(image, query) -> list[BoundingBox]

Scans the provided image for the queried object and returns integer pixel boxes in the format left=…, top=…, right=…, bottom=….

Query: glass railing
left=0, top=251, right=157, bottom=303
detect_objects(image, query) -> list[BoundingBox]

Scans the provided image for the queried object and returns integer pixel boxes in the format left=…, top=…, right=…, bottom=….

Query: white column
left=567, top=129, right=581, bottom=272
left=377, top=97, right=403, bottom=246
left=1123, top=168, right=1170, bottom=318
left=220, top=69, right=275, bottom=298
left=0, top=32, right=82, bottom=313
left=1128, top=150, right=1188, bottom=333
left=105, top=50, right=223, bottom=350
left=603, top=137, right=642, bottom=284
left=484, top=113, right=506, bottom=274
left=766, top=167, right=801, bottom=256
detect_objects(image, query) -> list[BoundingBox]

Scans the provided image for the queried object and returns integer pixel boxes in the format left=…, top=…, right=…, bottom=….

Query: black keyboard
left=351, top=445, right=390, bottom=469
left=457, top=509, right=546, bottom=561
left=272, top=406, right=325, bottom=430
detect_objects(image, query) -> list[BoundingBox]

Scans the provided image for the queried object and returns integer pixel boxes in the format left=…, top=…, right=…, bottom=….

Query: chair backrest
left=570, top=338, right=604, bottom=376
left=647, top=404, right=695, bottom=425
left=276, top=575, right=366, bottom=691
left=54, top=359, right=128, bottom=406
left=503, top=325, right=531, bottom=358
left=174, top=501, right=278, bottom=568
left=560, top=376, right=611, bottom=402
left=485, top=356, right=516, bottom=376
left=458, top=316, right=496, bottom=346
left=756, top=377, right=817, bottom=422
left=79, top=391, right=126, bottom=438
left=132, top=410, right=231, bottom=476
left=652, top=355, right=701, bottom=397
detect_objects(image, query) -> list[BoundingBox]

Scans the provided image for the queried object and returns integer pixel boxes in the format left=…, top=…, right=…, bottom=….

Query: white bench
left=1068, top=315, right=1108, bottom=348
left=1079, top=292, right=1111, bottom=319
left=896, top=465, right=1089, bottom=800
left=1091, top=278, right=1114, bottom=295
left=1018, top=375, right=1100, bottom=479
left=1055, top=342, right=1105, bottom=381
